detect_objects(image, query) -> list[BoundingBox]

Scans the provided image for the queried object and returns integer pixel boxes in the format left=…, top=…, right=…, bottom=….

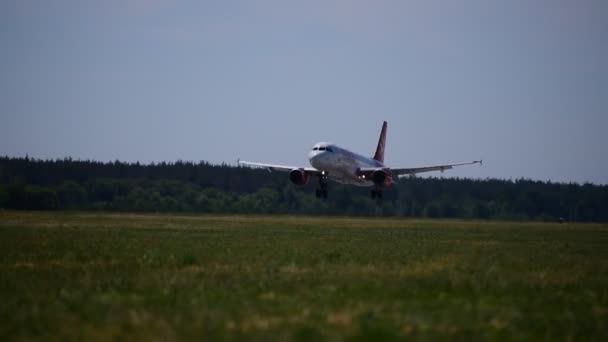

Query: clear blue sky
left=1, top=0, right=606, bottom=184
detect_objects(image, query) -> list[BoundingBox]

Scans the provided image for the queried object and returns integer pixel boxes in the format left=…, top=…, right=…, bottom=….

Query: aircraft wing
left=358, top=160, right=482, bottom=177
left=390, top=160, right=482, bottom=177
left=238, top=160, right=320, bottom=174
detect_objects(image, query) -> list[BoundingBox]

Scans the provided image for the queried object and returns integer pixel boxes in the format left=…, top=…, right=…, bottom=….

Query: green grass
left=0, top=211, right=607, bottom=341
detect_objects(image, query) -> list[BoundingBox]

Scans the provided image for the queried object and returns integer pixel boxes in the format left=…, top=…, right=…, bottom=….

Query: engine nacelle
left=289, top=169, right=310, bottom=186
left=371, top=170, right=392, bottom=188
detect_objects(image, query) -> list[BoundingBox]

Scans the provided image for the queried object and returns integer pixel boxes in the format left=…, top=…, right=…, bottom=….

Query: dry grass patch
left=399, top=255, right=459, bottom=277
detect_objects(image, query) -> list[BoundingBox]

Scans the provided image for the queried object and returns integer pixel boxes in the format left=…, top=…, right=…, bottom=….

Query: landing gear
left=370, top=189, right=383, bottom=201
left=316, top=173, right=329, bottom=199
left=315, top=188, right=328, bottom=199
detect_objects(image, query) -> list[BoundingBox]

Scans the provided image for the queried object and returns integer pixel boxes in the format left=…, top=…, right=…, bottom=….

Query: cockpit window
left=314, top=146, right=334, bottom=152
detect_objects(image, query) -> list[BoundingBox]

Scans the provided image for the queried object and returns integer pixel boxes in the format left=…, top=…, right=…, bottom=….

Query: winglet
left=373, top=121, right=387, bottom=164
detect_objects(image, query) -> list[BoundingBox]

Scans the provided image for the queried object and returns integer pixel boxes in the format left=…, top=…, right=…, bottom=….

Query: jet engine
left=372, top=170, right=392, bottom=188
left=289, top=169, right=310, bottom=186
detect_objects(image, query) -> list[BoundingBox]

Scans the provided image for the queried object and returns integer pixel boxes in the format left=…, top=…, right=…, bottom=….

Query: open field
left=0, top=212, right=607, bottom=341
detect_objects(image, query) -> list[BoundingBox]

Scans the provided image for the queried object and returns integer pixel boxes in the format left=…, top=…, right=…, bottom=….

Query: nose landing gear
left=315, top=173, right=329, bottom=199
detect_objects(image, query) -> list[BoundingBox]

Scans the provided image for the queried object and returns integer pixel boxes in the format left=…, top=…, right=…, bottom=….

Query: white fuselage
left=308, top=142, right=382, bottom=187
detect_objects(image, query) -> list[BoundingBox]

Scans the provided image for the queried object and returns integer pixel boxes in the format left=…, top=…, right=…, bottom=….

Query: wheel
left=316, top=174, right=329, bottom=199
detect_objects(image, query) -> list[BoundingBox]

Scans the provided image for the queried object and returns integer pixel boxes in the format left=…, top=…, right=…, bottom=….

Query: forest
left=0, top=156, right=606, bottom=222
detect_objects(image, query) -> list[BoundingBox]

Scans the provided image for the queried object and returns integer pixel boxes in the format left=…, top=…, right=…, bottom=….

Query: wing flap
left=238, top=160, right=319, bottom=174
left=391, top=160, right=482, bottom=177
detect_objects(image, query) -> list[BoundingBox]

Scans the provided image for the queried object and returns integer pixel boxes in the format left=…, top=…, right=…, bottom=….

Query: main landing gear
left=315, top=173, right=329, bottom=199
left=370, top=188, right=383, bottom=201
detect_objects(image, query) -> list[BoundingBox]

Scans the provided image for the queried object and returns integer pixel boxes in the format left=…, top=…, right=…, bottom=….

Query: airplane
left=239, top=121, right=481, bottom=200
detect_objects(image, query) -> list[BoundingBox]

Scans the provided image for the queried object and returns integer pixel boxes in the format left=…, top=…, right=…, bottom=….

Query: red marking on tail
left=373, top=121, right=387, bottom=164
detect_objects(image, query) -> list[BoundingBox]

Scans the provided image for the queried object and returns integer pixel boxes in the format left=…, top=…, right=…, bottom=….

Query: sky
left=1, top=0, right=607, bottom=184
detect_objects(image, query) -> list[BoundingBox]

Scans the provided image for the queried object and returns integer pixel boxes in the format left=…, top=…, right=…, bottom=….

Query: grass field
left=0, top=211, right=607, bottom=341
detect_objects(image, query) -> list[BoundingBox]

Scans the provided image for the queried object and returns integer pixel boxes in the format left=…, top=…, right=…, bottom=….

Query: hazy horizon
left=2, top=1, right=607, bottom=184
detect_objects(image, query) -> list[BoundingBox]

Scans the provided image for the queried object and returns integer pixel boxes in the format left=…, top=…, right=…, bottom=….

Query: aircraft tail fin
left=373, top=121, right=387, bottom=164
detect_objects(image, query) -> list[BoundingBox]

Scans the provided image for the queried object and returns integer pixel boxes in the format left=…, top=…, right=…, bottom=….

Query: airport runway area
left=1, top=212, right=606, bottom=340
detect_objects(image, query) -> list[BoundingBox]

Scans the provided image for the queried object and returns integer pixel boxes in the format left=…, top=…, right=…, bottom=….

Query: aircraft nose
left=308, top=150, right=320, bottom=161
left=310, top=149, right=328, bottom=161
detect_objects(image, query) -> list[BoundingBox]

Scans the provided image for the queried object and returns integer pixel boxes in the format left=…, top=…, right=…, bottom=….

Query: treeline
left=1, top=156, right=607, bottom=222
